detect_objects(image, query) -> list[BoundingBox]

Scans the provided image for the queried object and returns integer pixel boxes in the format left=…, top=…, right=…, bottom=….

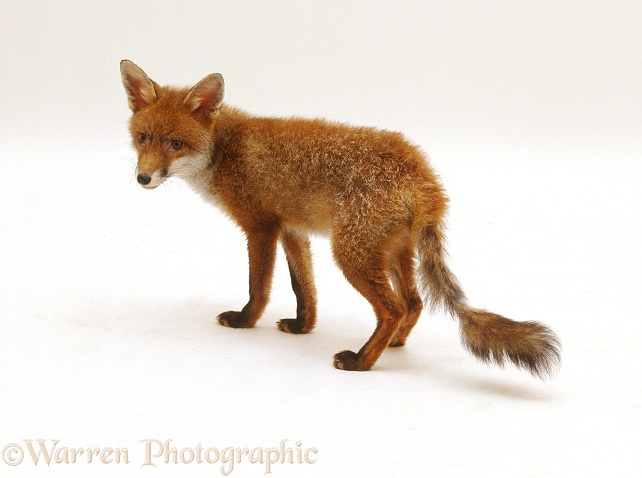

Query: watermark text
left=2, top=439, right=317, bottom=475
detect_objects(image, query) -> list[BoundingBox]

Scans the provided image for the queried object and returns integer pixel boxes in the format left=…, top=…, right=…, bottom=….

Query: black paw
left=333, top=350, right=364, bottom=371
left=388, top=339, right=406, bottom=347
left=217, top=311, right=254, bottom=328
left=276, top=318, right=311, bottom=334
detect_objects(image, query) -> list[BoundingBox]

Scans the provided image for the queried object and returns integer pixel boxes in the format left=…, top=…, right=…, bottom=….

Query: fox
left=120, top=59, right=560, bottom=376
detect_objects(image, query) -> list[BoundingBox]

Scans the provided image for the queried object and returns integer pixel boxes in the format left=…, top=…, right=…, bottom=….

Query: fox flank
left=120, top=60, right=561, bottom=377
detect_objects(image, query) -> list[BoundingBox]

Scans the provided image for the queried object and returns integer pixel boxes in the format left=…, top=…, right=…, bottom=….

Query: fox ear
left=183, top=73, right=225, bottom=120
left=120, top=60, right=158, bottom=112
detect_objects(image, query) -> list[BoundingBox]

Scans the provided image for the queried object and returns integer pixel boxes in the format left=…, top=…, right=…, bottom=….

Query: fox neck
left=170, top=152, right=217, bottom=202
left=174, top=107, right=246, bottom=207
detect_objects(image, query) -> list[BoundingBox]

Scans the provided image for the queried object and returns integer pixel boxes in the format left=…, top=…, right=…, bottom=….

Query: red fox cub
left=120, top=59, right=560, bottom=376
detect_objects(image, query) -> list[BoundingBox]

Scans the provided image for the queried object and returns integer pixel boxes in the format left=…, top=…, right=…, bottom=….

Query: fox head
left=120, top=60, right=225, bottom=189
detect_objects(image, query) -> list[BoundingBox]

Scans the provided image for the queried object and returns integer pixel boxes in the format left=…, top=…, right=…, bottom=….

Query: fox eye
left=138, top=133, right=147, bottom=144
left=170, top=140, right=184, bottom=151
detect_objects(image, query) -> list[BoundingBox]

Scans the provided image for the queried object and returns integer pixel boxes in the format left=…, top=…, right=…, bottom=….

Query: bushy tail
left=417, top=226, right=561, bottom=379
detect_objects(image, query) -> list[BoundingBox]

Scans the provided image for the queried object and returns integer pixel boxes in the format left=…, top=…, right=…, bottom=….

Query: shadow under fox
left=120, top=60, right=561, bottom=377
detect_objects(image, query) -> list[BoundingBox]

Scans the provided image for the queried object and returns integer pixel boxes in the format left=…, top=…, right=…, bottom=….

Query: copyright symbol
left=2, top=444, right=24, bottom=466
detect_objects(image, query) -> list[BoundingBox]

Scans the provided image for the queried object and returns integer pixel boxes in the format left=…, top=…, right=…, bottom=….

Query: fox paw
left=217, top=311, right=254, bottom=329
left=333, top=350, right=366, bottom=371
left=276, top=318, right=311, bottom=334
left=388, top=338, right=406, bottom=347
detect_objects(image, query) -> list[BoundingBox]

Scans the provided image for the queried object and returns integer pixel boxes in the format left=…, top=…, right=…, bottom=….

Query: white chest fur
left=169, top=154, right=229, bottom=214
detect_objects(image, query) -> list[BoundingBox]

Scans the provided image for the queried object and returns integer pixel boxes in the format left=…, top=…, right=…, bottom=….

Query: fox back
left=121, top=60, right=560, bottom=376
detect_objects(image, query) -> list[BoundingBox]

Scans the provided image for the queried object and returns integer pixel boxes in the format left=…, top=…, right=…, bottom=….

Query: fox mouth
left=141, top=181, right=162, bottom=190
left=136, top=169, right=167, bottom=189
left=136, top=155, right=209, bottom=189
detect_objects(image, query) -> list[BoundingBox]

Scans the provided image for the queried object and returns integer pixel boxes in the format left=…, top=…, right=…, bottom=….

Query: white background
left=1, top=1, right=641, bottom=476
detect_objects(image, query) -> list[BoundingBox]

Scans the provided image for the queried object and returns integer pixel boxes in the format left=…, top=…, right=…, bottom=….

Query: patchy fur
left=121, top=60, right=561, bottom=377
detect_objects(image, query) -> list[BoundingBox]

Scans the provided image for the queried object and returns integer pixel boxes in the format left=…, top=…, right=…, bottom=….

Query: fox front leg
left=217, top=228, right=279, bottom=328
left=277, top=229, right=317, bottom=334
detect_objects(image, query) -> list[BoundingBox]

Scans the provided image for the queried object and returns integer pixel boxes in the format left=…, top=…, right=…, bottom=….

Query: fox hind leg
left=389, top=244, right=424, bottom=347
left=277, top=229, right=317, bottom=334
left=331, top=228, right=406, bottom=371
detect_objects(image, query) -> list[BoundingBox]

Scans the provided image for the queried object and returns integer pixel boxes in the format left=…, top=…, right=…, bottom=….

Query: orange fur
left=121, top=60, right=561, bottom=377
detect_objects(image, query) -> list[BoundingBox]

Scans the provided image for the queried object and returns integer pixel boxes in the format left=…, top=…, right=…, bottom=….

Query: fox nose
left=137, top=173, right=152, bottom=186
